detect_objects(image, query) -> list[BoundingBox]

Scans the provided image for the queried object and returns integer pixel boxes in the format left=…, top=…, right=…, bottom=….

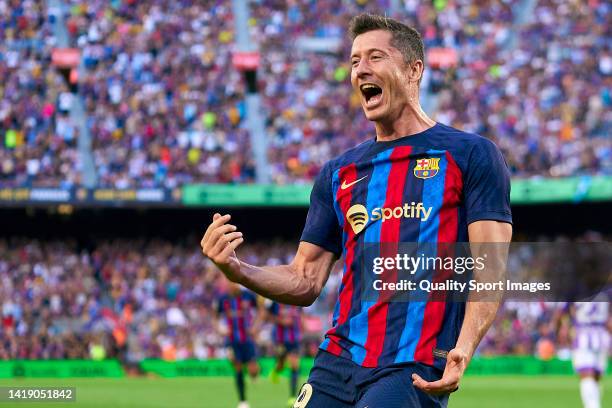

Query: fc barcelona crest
left=414, top=158, right=440, bottom=179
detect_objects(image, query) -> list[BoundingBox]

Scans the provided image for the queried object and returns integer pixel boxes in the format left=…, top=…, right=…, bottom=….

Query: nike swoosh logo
left=341, top=175, right=368, bottom=190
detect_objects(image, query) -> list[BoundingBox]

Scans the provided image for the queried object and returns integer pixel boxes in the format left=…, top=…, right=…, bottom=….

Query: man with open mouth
left=202, top=13, right=513, bottom=408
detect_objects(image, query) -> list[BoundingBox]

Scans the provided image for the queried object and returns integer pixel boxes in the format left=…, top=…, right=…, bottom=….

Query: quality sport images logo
left=346, top=202, right=433, bottom=234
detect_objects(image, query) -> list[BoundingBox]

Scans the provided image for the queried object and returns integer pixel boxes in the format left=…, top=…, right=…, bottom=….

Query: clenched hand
left=201, top=213, right=244, bottom=282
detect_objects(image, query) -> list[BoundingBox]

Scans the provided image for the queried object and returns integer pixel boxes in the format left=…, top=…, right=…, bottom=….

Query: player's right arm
left=201, top=213, right=337, bottom=306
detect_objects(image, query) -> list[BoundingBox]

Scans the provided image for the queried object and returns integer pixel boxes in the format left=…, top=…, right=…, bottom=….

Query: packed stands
left=2, top=1, right=608, bottom=188
left=0, top=0, right=82, bottom=188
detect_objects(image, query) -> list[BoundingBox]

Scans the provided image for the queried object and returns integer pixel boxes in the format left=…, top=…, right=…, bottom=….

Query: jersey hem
left=467, top=211, right=513, bottom=225
left=299, top=237, right=341, bottom=256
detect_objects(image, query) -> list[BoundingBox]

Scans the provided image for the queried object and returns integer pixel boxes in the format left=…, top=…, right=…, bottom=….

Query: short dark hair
left=348, top=13, right=425, bottom=66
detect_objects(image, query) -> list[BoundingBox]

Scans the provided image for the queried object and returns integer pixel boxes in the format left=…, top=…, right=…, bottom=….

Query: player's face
left=350, top=30, right=411, bottom=123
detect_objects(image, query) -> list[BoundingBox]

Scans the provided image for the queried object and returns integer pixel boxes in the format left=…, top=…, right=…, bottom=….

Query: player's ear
left=407, top=60, right=424, bottom=83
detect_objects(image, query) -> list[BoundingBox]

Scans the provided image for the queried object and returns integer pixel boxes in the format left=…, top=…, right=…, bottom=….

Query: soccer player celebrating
left=202, top=14, right=512, bottom=408
left=266, top=301, right=303, bottom=406
left=214, top=281, right=261, bottom=408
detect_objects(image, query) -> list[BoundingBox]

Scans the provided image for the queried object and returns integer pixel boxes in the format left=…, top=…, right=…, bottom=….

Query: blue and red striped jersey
left=300, top=123, right=512, bottom=369
left=216, top=291, right=258, bottom=344
left=269, top=302, right=302, bottom=344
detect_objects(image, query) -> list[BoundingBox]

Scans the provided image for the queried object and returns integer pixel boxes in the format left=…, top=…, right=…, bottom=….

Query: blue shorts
left=229, top=341, right=256, bottom=364
left=280, top=342, right=300, bottom=355
left=295, top=350, right=449, bottom=408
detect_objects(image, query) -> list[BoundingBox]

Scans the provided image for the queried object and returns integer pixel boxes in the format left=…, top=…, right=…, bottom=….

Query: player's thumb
left=213, top=213, right=221, bottom=220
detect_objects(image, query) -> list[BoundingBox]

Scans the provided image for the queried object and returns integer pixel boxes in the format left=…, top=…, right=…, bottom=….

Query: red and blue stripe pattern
left=348, top=147, right=396, bottom=365
left=413, top=150, right=462, bottom=366
left=320, top=146, right=464, bottom=367
left=320, top=164, right=353, bottom=356
left=221, top=293, right=257, bottom=344
left=273, top=304, right=302, bottom=344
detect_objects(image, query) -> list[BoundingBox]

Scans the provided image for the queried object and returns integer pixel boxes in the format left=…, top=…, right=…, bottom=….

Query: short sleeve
left=300, top=162, right=343, bottom=255
left=464, top=139, right=512, bottom=225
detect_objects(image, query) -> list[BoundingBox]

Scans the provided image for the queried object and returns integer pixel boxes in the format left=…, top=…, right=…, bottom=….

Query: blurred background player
left=570, top=300, right=611, bottom=408
left=214, top=281, right=261, bottom=408
left=266, top=301, right=304, bottom=407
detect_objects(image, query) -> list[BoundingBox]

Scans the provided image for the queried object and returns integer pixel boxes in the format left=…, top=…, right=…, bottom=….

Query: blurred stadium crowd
left=0, top=235, right=604, bottom=363
left=0, top=239, right=327, bottom=363
left=1, top=0, right=610, bottom=188
left=0, top=0, right=82, bottom=187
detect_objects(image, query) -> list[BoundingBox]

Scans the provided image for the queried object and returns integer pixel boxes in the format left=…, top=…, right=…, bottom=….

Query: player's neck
left=374, top=101, right=436, bottom=142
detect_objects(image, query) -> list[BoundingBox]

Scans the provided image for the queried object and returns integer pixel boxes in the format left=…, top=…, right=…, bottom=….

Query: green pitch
left=1, top=376, right=610, bottom=407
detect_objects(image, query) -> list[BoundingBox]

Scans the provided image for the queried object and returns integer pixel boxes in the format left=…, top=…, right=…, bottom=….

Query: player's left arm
left=413, top=220, right=512, bottom=395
